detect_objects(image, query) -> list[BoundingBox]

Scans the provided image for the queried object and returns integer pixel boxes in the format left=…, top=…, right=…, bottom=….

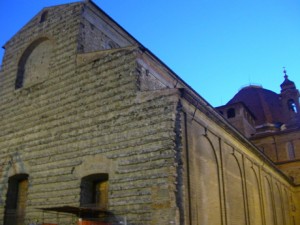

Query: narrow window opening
left=4, top=174, right=29, bottom=225
left=40, top=11, right=48, bottom=23
left=227, top=108, right=235, bottom=118
left=288, top=99, right=298, bottom=113
left=287, top=142, right=296, bottom=160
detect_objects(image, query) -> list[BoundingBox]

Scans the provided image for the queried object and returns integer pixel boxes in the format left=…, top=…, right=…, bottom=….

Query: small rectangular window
left=227, top=108, right=236, bottom=118
left=80, top=174, right=109, bottom=209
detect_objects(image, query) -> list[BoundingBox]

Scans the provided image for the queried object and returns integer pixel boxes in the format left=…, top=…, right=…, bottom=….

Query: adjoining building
left=0, top=1, right=299, bottom=224
left=217, top=70, right=300, bottom=184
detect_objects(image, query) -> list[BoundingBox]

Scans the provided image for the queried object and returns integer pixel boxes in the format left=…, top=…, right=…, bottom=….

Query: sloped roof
left=227, top=85, right=282, bottom=125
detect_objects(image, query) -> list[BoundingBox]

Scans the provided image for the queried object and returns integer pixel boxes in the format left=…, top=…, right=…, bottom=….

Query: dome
left=280, top=75, right=296, bottom=92
left=227, top=85, right=282, bottom=126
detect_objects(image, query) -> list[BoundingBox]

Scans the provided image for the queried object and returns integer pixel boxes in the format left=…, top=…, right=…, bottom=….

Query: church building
left=0, top=1, right=299, bottom=224
left=217, top=70, right=300, bottom=184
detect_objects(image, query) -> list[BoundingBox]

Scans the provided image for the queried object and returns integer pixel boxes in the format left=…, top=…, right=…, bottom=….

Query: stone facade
left=0, top=1, right=299, bottom=225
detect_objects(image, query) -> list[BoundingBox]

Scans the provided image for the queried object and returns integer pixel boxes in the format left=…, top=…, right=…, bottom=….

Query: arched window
left=80, top=174, right=109, bottom=209
left=287, top=142, right=295, bottom=160
left=287, top=99, right=298, bottom=113
left=4, top=174, right=29, bottom=225
left=227, top=108, right=236, bottom=118
left=15, top=38, right=53, bottom=89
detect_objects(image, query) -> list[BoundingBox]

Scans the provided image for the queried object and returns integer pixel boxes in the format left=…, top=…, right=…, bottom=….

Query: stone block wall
left=180, top=96, right=300, bottom=225
left=0, top=1, right=300, bottom=225
left=0, top=41, right=182, bottom=224
left=0, top=2, right=181, bottom=224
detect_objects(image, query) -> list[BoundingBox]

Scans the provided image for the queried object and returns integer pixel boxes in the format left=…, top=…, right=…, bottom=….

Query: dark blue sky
left=1, top=0, right=300, bottom=106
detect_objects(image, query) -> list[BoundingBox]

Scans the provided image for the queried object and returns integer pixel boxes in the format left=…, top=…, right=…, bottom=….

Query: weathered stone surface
left=0, top=1, right=299, bottom=225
